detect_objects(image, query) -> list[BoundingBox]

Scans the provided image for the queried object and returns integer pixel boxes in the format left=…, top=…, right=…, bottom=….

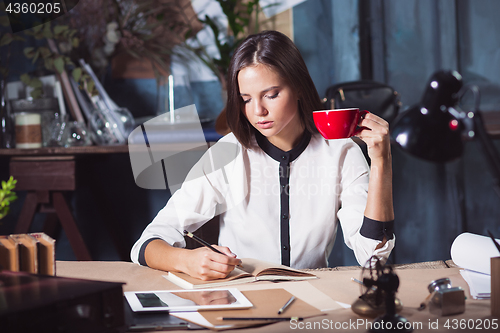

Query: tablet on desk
left=124, top=288, right=253, bottom=312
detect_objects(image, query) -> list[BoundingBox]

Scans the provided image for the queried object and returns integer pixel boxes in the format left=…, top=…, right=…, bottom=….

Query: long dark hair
left=226, top=30, right=323, bottom=148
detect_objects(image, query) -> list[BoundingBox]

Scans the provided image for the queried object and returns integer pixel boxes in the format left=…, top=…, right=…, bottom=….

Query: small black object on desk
left=362, top=256, right=413, bottom=333
left=0, top=269, right=125, bottom=333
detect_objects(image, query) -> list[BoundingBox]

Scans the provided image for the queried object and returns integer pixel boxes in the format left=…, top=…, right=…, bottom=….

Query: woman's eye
left=267, top=92, right=279, bottom=99
left=242, top=99, right=251, bottom=104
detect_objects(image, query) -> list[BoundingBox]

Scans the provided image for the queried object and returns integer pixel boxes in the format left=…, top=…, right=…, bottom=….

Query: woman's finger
left=363, top=112, right=389, bottom=126
left=358, top=118, right=389, bottom=135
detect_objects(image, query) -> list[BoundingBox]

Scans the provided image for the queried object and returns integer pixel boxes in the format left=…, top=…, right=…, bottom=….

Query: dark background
left=0, top=0, right=499, bottom=267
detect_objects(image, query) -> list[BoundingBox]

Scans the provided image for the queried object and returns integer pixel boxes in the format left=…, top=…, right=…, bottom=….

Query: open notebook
left=163, top=258, right=317, bottom=289
left=451, top=232, right=500, bottom=299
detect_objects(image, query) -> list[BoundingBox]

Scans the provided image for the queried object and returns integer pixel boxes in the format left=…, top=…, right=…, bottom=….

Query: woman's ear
left=295, top=89, right=303, bottom=101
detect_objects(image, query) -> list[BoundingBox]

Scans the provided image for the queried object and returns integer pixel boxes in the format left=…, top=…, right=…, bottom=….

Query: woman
left=131, top=30, right=395, bottom=280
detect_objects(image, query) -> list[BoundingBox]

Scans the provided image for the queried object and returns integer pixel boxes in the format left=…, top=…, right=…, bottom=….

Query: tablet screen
left=125, top=288, right=253, bottom=312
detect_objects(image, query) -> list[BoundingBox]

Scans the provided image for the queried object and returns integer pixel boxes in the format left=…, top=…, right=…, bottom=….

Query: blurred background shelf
left=0, top=145, right=129, bottom=156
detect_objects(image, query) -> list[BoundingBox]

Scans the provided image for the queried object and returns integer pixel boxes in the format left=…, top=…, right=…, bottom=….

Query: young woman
left=131, top=30, right=395, bottom=280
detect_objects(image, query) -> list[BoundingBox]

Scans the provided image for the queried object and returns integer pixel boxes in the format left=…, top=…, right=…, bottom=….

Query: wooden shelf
left=0, top=145, right=129, bottom=156
left=0, top=142, right=213, bottom=157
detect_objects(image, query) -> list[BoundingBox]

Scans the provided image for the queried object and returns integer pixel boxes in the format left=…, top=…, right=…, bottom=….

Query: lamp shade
left=390, top=71, right=464, bottom=163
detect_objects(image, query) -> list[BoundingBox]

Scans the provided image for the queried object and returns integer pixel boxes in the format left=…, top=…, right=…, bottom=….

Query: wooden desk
left=0, top=146, right=129, bottom=261
left=56, top=260, right=498, bottom=332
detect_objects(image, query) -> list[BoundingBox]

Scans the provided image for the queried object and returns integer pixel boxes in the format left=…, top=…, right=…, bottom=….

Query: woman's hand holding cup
left=355, top=112, right=391, bottom=162
left=313, top=108, right=390, bottom=162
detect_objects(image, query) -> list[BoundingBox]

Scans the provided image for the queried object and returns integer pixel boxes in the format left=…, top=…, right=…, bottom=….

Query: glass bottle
left=0, top=79, right=13, bottom=148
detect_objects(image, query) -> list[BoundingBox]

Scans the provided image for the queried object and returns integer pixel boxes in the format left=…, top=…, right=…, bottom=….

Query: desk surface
left=56, top=261, right=497, bottom=332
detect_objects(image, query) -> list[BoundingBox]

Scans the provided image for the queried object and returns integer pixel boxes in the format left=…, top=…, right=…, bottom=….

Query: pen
left=277, top=296, right=296, bottom=314
left=418, top=291, right=435, bottom=311
left=487, top=230, right=500, bottom=255
left=218, top=317, right=303, bottom=321
left=351, top=277, right=377, bottom=291
left=183, top=230, right=243, bottom=268
left=351, top=277, right=364, bottom=286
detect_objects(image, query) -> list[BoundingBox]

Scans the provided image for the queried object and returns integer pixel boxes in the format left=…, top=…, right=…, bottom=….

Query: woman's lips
left=257, top=121, right=274, bottom=129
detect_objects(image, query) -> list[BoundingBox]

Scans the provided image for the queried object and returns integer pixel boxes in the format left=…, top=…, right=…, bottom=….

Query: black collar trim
left=255, top=130, right=311, bottom=163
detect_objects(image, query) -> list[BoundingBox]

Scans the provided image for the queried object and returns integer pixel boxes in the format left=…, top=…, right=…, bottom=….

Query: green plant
left=0, top=176, right=17, bottom=219
left=187, top=0, right=260, bottom=87
left=186, top=0, right=279, bottom=87
left=21, top=22, right=96, bottom=99
left=64, top=0, right=202, bottom=81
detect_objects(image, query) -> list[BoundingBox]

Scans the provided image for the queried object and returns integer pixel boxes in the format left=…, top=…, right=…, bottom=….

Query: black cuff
left=359, top=217, right=394, bottom=241
left=138, top=238, right=162, bottom=266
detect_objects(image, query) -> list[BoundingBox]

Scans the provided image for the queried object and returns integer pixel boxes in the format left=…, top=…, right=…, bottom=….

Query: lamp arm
left=456, top=84, right=500, bottom=198
left=472, top=110, right=500, bottom=198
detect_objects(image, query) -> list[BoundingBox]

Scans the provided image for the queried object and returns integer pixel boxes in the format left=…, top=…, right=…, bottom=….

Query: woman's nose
left=252, top=101, right=268, bottom=116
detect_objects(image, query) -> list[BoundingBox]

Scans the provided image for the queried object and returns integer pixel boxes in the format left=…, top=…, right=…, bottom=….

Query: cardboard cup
left=15, top=112, right=42, bottom=149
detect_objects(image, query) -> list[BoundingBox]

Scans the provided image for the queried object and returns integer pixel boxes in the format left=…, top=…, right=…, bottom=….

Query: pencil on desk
left=183, top=230, right=244, bottom=268
left=277, top=296, right=296, bottom=314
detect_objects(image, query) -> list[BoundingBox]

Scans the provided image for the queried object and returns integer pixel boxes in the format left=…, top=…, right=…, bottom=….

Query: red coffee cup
left=313, top=108, right=369, bottom=140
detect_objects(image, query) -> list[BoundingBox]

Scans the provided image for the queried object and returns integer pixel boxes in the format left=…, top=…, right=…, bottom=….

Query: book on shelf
left=163, top=258, right=317, bottom=289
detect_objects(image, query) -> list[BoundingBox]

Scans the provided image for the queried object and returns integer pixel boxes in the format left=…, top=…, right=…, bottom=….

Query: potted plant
left=0, top=176, right=17, bottom=220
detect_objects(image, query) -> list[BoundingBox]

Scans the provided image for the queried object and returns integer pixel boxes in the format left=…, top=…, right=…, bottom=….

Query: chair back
left=323, top=80, right=401, bottom=124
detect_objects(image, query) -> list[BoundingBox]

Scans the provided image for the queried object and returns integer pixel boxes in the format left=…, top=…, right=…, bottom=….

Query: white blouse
left=130, top=131, right=395, bottom=269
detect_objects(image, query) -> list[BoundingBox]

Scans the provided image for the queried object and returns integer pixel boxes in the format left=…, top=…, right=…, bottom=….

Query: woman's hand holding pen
left=182, top=245, right=242, bottom=281
left=144, top=239, right=241, bottom=280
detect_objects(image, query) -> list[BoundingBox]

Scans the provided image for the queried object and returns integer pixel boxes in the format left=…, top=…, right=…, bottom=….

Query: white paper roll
left=451, top=232, right=500, bottom=274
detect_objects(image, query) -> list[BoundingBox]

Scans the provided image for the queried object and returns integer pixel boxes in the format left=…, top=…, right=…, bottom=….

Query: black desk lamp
left=390, top=70, right=500, bottom=198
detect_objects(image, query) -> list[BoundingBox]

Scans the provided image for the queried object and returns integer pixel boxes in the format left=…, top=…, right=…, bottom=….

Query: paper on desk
left=451, top=232, right=500, bottom=275
left=460, top=270, right=491, bottom=299
left=172, top=289, right=325, bottom=330
left=234, top=280, right=343, bottom=311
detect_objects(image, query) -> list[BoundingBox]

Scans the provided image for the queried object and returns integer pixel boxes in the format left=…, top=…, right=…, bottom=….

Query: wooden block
left=10, top=160, right=75, bottom=191
left=29, top=232, right=56, bottom=276
left=9, top=234, right=38, bottom=274
left=492, top=257, right=500, bottom=317
left=0, top=236, right=19, bottom=271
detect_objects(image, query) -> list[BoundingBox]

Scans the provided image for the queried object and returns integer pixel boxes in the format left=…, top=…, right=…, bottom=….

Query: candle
left=15, top=112, right=42, bottom=149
